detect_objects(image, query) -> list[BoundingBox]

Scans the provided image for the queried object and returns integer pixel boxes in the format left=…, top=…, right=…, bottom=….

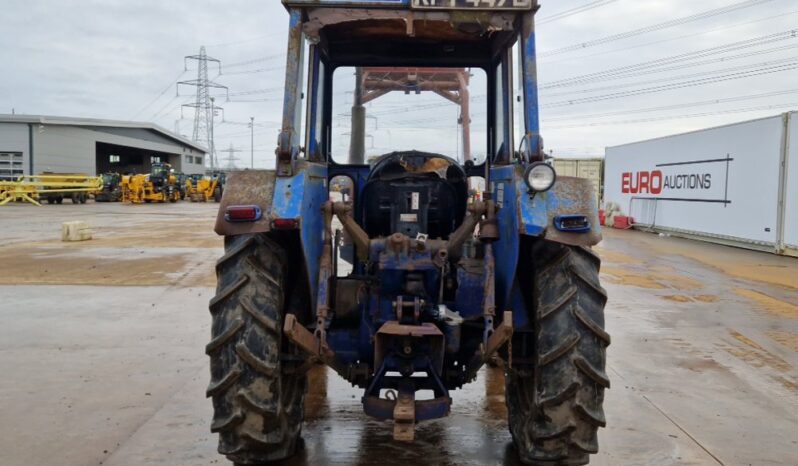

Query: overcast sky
left=1, top=0, right=796, bottom=167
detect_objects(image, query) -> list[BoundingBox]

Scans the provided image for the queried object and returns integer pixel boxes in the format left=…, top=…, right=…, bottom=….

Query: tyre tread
left=207, top=233, right=305, bottom=464
left=506, top=240, right=609, bottom=465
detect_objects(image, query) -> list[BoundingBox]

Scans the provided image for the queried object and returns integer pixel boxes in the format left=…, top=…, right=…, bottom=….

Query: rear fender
left=215, top=162, right=328, bottom=311
left=491, top=165, right=601, bottom=323
left=540, top=176, right=602, bottom=246
left=214, top=170, right=277, bottom=236
left=513, top=165, right=602, bottom=247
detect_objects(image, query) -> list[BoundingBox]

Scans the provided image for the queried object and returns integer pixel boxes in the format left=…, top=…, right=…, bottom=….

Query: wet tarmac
left=1, top=203, right=797, bottom=465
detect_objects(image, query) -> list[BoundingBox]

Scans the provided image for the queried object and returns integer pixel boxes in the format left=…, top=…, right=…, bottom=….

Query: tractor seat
left=362, top=151, right=467, bottom=240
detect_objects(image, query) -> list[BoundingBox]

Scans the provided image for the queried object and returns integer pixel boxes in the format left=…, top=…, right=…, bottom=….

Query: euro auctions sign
left=603, top=114, right=793, bottom=247
left=621, top=156, right=732, bottom=205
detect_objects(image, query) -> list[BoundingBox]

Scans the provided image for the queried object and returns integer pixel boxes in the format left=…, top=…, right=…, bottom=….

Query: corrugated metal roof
left=0, top=114, right=208, bottom=154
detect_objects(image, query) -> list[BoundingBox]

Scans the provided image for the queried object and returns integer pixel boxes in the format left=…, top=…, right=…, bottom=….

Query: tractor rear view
left=208, top=2, right=609, bottom=465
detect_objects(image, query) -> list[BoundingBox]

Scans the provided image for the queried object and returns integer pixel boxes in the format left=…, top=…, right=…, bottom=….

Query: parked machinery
left=175, top=172, right=189, bottom=200
left=94, top=173, right=122, bottom=202
left=207, top=170, right=225, bottom=202
left=121, top=163, right=180, bottom=204
left=187, top=174, right=221, bottom=203
left=0, top=173, right=101, bottom=206
left=207, top=2, right=608, bottom=466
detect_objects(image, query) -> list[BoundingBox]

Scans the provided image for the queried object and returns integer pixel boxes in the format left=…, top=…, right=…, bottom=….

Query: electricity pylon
left=178, top=46, right=228, bottom=169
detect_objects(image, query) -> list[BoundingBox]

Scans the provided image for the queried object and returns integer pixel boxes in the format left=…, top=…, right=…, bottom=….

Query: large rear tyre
left=207, top=234, right=306, bottom=465
left=506, top=240, right=610, bottom=465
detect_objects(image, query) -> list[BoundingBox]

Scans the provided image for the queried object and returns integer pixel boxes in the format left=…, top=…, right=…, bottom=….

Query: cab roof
left=289, top=1, right=531, bottom=67
left=282, top=0, right=535, bottom=11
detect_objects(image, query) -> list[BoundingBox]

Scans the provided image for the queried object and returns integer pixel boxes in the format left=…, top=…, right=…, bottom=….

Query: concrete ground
left=0, top=202, right=796, bottom=466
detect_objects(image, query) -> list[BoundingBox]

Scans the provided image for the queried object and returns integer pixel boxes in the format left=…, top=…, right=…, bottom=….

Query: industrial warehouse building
left=0, top=114, right=207, bottom=180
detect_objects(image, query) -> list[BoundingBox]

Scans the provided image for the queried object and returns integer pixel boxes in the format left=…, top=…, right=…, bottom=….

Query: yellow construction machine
left=0, top=173, right=102, bottom=206
left=186, top=174, right=220, bottom=202
left=121, top=163, right=180, bottom=204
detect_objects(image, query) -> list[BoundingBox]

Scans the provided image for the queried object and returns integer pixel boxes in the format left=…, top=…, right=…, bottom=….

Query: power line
left=539, top=8, right=798, bottom=66
left=228, top=98, right=282, bottom=103
left=129, top=70, right=186, bottom=120
left=219, top=119, right=276, bottom=127
left=215, top=127, right=277, bottom=138
left=228, top=87, right=282, bottom=96
left=543, top=101, right=798, bottom=129
left=222, top=66, right=285, bottom=76
left=541, top=56, right=798, bottom=98
left=541, top=60, right=798, bottom=108
left=382, top=85, right=798, bottom=127
left=224, top=54, right=283, bottom=68
left=205, top=32, right=284, bottom=48
left=542, top=88, right=798, bottom=122
left=540, top=0, right=778, bottom=57
left=537, top=0, right=619, bottom=26
left=540, top=29, right=798, bottom=90
left=150, top=95, right=190, bottom=121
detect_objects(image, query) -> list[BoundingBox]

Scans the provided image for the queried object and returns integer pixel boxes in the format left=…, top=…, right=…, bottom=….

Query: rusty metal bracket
left=332, top=202, right=371, bottom=262
left=284, top=314, right=334, bottom=362
left=465, top=311, right=513, bottom=381
left=284, top=314, right=351, bottom=378
left=362, top=355, right=452, bottom=442
left=314, top=202, right=334, bottom=350
left=374, top=322, right=445, bottom=376
left=446, top=200, right=486, bottom=260
left=483, top=311, right=513, bottom=361
left=481, top=242, right=497, bottom=348
left=393, top=392, right=415, bottom=442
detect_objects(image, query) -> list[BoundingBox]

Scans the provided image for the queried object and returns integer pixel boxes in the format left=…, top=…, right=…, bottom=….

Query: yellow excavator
left=187, top=174, right=221, bottom=202
left=121, top=163, right=180, bottom=204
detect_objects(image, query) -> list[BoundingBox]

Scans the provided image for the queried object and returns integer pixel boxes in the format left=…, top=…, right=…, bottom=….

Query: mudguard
left=215, top=162, right=328, bottom=310
left=491, top=164, right=602, bottom=320
left=489, top=164, right=602, bottom=248
left=214, top=170, right=277, bottom=236
left=520, top=175, right=603, bottom=248
left=541, top=176, right=603, bottom=246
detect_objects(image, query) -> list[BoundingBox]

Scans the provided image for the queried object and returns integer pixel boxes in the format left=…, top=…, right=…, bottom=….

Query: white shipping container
left=604, top=113, right=797, bottom=254
left=784, top=111, right=798, bottom=256
left=553, top=158, right=604, bottom=208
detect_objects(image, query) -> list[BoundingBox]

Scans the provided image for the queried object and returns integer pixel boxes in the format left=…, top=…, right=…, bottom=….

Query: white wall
left=605, top=116, right=784, bottom=246
left=784, top=112, right=798, bottom=251
left=34, top=125, right=96, bottom=174
left=182, top=153, right=205, bottom=175
left=31, top=125, right=206, bottom=175
left=0, top=123, right=30, bottom=174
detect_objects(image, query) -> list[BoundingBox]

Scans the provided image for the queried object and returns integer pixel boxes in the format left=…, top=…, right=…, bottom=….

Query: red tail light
left=272, top=218, right=299, bottom=230
left=225, top=205, right=262, bottom=222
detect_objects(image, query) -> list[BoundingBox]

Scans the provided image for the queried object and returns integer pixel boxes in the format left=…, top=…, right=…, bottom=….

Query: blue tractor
left=208, top=1, right=609, bottom=464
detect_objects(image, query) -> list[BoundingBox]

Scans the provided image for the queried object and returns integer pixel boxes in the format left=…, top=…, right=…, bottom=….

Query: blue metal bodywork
left=271, top=162, right=329, bottom=310
left=221, top=0, right=601, bottom=418
left=267, top=0, right=600, bottom=359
